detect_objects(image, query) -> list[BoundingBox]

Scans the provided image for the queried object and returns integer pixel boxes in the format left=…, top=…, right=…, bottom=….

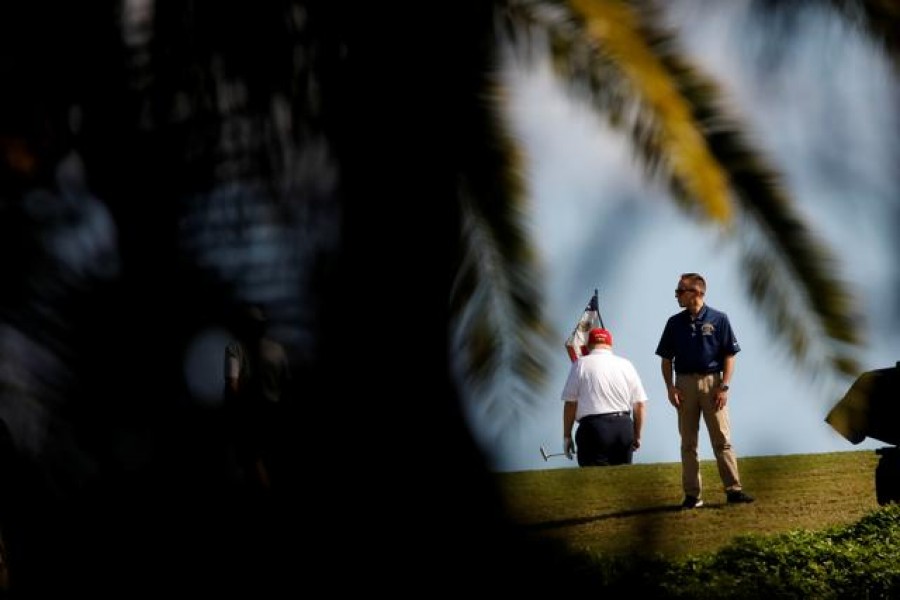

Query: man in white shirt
left=561, top=328, right=648, bottom=466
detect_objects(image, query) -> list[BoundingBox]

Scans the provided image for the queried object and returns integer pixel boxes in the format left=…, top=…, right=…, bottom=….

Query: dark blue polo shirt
left=655, top=304, right=740, bottom=374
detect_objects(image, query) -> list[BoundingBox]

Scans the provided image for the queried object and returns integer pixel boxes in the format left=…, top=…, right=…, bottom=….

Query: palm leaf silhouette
left=453, top=0, right=865, bottom=428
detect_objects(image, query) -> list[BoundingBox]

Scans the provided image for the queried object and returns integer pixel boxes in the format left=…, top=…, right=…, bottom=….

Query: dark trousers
left=575, top=413, right=634, bottom=466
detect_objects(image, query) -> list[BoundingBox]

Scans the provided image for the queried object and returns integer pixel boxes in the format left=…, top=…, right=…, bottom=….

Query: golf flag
left=565, top=290, right=601, bottom=362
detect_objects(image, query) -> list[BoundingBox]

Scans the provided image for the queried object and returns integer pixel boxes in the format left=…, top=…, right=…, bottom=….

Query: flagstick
left=595, top=288, right=605, bottom=329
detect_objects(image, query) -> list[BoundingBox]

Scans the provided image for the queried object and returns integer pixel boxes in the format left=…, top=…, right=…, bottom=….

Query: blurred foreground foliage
left=574, top=504, right=900, bottom=599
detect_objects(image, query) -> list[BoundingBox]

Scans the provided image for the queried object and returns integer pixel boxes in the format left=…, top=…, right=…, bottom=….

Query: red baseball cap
left=588, top=327, right=613, bottom=346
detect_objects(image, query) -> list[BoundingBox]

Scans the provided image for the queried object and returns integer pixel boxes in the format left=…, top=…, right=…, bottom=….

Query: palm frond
left=662, top=47, right=864, bottom=378
left=828, top=0, right=900, bottom=70
left=449, top=74, right=552, bottom=415
left=503, top=0, right=735, bottom=222
left=500, top=0, right=864, bottom=382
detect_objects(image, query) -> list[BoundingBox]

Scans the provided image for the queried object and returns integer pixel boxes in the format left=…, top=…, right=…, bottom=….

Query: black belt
left=677, top=371, right=720, bottom=376
left=581, top=412, right=630, bottom=421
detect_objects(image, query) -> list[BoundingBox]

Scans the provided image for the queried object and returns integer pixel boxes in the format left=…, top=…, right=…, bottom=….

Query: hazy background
left=468, top=0, right=900, bottom=473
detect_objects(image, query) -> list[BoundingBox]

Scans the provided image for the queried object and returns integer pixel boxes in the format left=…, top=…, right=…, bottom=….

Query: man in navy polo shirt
left=656, top=273, right=755, bottom=509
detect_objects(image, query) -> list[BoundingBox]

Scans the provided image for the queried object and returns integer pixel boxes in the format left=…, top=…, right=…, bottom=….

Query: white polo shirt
left=561, top=348, right=648, bottom=421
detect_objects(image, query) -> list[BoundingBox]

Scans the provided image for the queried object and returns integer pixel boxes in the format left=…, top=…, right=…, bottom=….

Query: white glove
left=564, top=436, right=575, bottom=460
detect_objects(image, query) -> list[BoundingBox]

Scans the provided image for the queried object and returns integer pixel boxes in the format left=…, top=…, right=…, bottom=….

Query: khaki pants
left=676, top=373, right=742, bottom=497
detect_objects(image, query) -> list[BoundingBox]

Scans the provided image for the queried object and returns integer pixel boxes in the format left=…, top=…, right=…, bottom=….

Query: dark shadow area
left=521, top=503, right=720, bottom=532
left=0, top=1, right=608, bottom=596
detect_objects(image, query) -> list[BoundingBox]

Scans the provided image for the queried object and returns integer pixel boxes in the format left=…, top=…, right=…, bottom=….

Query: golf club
left=540, top=445, right=569, bottom=461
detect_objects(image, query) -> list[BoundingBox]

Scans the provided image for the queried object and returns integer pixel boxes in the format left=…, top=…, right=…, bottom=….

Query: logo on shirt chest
left=700, top=323, right=715, bottom=336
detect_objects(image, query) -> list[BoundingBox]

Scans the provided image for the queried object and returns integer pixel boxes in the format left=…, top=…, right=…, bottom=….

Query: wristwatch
left=720, top=384, right=730, bottom=391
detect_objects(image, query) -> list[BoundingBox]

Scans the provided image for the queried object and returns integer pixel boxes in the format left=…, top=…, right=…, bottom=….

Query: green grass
left=495, top=449, right=882, bottom=560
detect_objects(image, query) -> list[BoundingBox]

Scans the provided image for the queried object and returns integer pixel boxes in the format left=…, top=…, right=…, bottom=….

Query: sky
left=467, top=1, right=900, bottom=473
